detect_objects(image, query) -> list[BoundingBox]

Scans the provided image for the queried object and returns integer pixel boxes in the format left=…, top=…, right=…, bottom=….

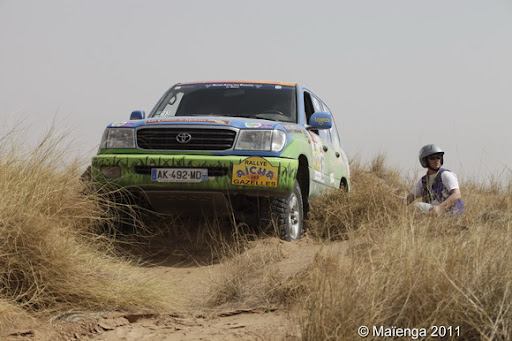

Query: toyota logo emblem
left=176, top=132, right=192, bottom=144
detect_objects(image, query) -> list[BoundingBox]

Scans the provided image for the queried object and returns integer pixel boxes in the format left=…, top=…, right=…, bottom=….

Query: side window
left=330, top=119, right=341, bottom=147
left=305, top=91, right=335, bottom=145
left=323, top=102, right=342, bottom=147
left=319, top=126, right=332, bottom=144
left=321, top=102, right=330, bottom=114
left=303, top=92, right=320, bottom=136
left=311, top=96, right=322, bottom=113
left=304, top=92, right=315, bottom=121
left=314, top=96, right=332, bottom=144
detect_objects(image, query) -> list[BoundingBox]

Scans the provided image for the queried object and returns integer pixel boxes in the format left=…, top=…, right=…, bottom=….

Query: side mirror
left=307, top=112, right=333, bottom=130
left=130, top=110, right=145, bottom=120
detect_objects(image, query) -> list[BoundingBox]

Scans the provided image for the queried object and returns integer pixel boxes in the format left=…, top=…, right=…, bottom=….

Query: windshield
left=151, top=83, right=297, bottom=122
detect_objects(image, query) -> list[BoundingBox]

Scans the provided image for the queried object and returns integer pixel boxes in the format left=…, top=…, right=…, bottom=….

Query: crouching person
left=406, top=144, right=465, bottom=215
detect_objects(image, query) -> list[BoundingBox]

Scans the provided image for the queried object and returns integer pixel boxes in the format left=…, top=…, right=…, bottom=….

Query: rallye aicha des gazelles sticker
left=232, top=156, right=279, bottom=188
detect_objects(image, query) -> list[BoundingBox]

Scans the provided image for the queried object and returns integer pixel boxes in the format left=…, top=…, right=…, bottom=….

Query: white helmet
left=419, top=144, right=444, bottom=168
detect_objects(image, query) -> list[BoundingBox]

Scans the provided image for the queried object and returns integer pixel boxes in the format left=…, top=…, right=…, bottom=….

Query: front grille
left=137, top=128, right=236, bottom=150
left=134, top=166, right=229, bottom=177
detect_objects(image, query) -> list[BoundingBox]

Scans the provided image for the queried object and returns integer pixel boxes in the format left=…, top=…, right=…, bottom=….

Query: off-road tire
left=270, top=181, right=304, bottom=241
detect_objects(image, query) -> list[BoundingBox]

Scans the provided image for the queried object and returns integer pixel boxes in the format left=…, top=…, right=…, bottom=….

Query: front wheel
left=270, top=181, right=304, bottom=241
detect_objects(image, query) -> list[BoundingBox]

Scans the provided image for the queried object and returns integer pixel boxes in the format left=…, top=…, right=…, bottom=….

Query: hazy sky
left=1, top=0, right=511, bottom=182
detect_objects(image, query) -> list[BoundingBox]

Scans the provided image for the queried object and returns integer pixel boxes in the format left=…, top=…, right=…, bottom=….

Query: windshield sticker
left=146, top=118, right=231, bottom=125
left=195, top=83, right=293, bottom=90
left=206, top=83, right=262, bottom=89
left=245, top=123, right=273, bottom=128
left=232, top=156, right=279, bottom=188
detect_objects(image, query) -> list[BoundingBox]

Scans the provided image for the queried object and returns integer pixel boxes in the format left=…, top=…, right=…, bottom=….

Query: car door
left=303, top=90, right=334, bottom=189
left=311, top=94, right=339, bottom=189
left=320, top=101, right=346, bottom=188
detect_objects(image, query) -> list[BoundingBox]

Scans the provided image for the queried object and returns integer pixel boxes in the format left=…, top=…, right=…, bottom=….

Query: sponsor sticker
left=245, top=123, right=262, bottom=128
left=232, top=156, right=279, bottom=188
left=314, top=117, right=331, bottom=126
left=146, top=118, right=231, bottom=125
left=245, top=122, right=274, bottom=128
left=110, top=122, right=136, bottom=127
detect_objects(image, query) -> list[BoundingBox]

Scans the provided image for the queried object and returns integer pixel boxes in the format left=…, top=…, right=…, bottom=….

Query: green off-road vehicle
left=91, top=81, right=350, bottom=241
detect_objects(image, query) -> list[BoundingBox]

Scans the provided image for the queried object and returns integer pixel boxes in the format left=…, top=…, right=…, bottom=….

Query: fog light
left=100, top=166, right=121, bottom=179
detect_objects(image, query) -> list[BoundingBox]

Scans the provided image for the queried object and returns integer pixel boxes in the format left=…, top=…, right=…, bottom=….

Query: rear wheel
left=270, top=181, right=304, bottom=241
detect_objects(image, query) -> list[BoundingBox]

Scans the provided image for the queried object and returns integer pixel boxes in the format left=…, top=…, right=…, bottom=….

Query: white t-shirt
left=411, top=170, right=460, bottom=205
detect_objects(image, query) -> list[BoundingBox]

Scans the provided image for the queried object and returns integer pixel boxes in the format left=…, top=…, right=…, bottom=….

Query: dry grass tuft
left=307, top=156, right=407, bottom=240
left=207, top=237, right=310, bottom=309
left=0, top=300, right=32, bottom=333
left=0, top=128, right=173, bottom=325
left=207, top=238, right=285, bottom=307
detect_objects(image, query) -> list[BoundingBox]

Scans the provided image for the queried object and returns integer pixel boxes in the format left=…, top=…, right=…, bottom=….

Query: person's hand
left=430, top=205, right=442, bottom=216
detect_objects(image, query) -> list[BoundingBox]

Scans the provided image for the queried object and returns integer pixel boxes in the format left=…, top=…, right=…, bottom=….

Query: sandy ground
left=5, top=309, right=298, bottom=341
left=3, top=233, right=343, bottom=340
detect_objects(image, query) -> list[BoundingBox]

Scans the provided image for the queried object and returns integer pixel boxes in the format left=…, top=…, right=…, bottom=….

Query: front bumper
left=91, top=154, right=298, bottom=197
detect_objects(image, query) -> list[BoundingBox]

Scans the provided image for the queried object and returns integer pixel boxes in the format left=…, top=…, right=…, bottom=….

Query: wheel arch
left=340, top=177, right=349, bottom=192
left=297, top=155, right=310, bottom=218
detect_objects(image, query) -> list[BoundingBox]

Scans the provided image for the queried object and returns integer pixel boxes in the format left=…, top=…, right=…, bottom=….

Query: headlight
left=271, top=130, right=287, bottom=152
left=235, top=129, right=287, bottom=152
left=100, top=128, right=135, bottom=149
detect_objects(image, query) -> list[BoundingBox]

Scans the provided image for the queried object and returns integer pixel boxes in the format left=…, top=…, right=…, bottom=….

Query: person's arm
left=431, top=171, right=462, bottom=214
left=432, top=188, right=461, bottom=214
left=406, top=192, right=416, bottom=205
left=405, top=180, right=422, bottom=205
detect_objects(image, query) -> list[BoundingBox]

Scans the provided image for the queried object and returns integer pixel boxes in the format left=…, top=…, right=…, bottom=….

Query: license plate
left=151, top=168, right=208, bottom=183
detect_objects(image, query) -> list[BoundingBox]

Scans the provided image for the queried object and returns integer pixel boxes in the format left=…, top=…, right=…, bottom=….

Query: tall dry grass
left=307, top=155, right=408, bottom=240
left=301, top=158, right=512, bottom=340
left=0, top=128, right=172, bottom=331
left=5, top=121, right=510, bottom=341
